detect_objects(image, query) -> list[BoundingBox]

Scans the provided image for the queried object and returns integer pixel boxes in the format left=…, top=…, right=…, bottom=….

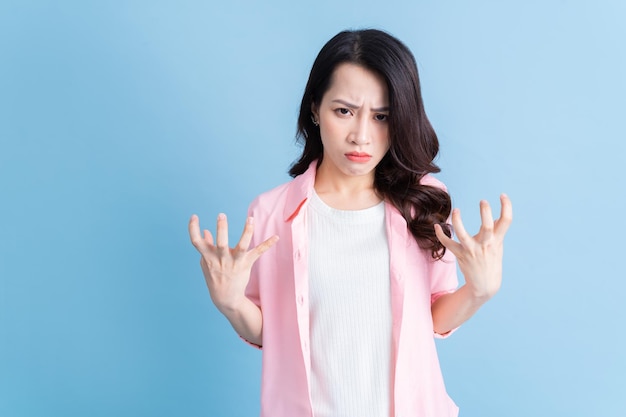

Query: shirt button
left=294, top=250, right=301, bottom=260
left=297, top=294, right=304, bottom=305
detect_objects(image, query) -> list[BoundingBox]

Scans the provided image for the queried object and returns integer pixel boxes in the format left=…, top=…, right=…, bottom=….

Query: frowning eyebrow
left=331, top=99, right=389, bottom=112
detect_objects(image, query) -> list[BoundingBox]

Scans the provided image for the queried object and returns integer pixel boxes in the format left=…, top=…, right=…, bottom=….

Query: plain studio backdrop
left=1, top=1, right=624, bottom=416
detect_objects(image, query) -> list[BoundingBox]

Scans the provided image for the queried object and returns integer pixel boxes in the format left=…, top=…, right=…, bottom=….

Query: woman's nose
left=350, top=118, right=370, bottom=145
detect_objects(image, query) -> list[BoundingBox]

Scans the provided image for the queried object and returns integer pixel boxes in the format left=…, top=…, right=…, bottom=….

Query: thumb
left=248, top=235, right=280, bottom=263
left=434, top=224, right=461, bottom=254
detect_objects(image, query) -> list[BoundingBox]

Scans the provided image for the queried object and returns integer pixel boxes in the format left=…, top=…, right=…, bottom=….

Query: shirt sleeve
left=429, top=229, right=460, bottom=339
left=418, top=174, right=460, bottom=338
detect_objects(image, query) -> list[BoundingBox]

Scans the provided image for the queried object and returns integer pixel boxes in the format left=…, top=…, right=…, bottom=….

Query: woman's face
left=312, top=63, right=390, bottom=182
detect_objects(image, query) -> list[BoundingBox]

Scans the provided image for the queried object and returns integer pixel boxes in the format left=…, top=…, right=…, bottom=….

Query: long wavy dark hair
left=289, top=29, right=452, bottom=259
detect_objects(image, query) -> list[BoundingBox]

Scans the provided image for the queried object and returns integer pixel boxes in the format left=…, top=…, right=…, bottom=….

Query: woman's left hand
left=434, top=194, right=513, bottom=300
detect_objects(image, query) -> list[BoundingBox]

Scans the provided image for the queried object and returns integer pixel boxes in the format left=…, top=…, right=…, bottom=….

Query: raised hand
left=188, top=213, right=279, bottom=314
left=434, top=194, right=513, bottom=300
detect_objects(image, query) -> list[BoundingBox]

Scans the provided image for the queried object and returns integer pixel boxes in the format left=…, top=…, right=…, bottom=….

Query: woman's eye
left=375, top=114, right=388, bottom=121
left=336, top=108, right=351, bottom=115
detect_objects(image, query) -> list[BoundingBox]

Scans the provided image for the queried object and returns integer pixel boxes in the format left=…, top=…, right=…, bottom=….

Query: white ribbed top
left=307, top=190, right=392, bottom=417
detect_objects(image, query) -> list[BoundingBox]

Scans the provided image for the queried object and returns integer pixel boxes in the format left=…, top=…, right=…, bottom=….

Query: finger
left=235, top=217, right=255, bottom=253
left=215, top=213, right=229, bottom=250
left=203, top=229, right=214, bottom=246
left=434, top=223, right=462, bottom=254
left=189, top=215, right=209, bottom=255
left=495, top=193, right=513, bottom=238
left=478, top=200, right=495, bottom=236
left=248, top=235, right=280, bottom=263
left=450, top=208, right=473, bottom=247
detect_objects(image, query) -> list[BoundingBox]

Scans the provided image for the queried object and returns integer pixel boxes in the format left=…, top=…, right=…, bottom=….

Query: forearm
left=431, top=284, right=491, bottom=335
left=431, top=195, right=512, bottom=334
left=217, top=297, right=263, bottom=346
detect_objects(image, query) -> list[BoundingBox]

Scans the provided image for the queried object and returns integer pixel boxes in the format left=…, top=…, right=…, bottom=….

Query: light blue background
left=1, top=1, right=625, bottom=416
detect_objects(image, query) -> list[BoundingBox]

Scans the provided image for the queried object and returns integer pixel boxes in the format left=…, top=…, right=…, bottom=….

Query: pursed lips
left=345, top=152, right=372, bottom=162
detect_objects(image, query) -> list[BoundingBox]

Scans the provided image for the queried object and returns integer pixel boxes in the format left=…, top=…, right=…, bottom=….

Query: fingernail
left=218, top=213, right=226, bottom=220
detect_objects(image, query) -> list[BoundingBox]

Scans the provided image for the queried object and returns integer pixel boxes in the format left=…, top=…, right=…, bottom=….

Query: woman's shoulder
left=248, top=178, right=297, bottom=217
left=251, top=181, right=291, bottom=205
left=249, top=165, right=316, bottom=217
left=419, top=174, right=448, bottom=191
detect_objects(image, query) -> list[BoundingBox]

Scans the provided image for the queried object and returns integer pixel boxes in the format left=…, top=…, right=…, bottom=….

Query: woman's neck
left=314, top=164, right=382, bottom=210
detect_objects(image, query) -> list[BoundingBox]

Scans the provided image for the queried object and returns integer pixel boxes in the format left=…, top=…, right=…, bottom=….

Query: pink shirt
left=246, top=161, right=459, bottom=417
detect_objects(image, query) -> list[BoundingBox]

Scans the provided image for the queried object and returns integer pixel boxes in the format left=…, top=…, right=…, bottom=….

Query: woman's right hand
left=188, top=213, right=279, bottom=314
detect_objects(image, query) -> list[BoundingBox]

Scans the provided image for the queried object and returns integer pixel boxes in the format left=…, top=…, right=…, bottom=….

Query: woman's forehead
left=323, top=63, right=389, bottom=105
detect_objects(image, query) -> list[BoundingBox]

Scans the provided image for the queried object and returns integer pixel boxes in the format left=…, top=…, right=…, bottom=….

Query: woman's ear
left=310, top=103, right=320, bottom=126
left=310, top=102, right=319, bottom=121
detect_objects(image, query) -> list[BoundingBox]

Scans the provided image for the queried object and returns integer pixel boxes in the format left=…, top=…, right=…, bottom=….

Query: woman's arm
left=431, top=284, right=491, bottom=335
left=432, top=194, right=513, bottom=334
left=189, top=214, right=278, bottom=346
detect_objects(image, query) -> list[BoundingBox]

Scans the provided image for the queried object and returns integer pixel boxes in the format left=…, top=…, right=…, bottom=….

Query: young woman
left=189, top=29, right=512, bottom=417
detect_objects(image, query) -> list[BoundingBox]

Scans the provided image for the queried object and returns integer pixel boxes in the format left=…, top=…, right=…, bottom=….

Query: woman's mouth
left=345, top=152, right=372, bottom=163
